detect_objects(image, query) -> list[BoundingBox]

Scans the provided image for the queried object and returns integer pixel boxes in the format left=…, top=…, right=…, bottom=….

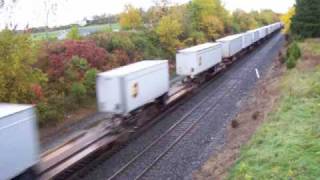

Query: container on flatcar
left=97, top=60, right=170, bottom=115
left=0, top=104, right=40, bottom=180
left=242, top=32, right=253, bottom=49
left=176, top=43, right=222, bottom=78
left=275, top=22, right=282, bottom=31
left=267, top=25, right=273, bottom=35
left=248, top=29, right=260, bottom=43
left=216, top=34, right=243, bottom=58
left=258, top=27, right=267, bottom=40
left=270, top=24, right=275, bottom=33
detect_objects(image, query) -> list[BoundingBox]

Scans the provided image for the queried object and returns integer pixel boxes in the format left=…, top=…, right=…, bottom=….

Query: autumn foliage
left=38, top=40, right=108, bottom=79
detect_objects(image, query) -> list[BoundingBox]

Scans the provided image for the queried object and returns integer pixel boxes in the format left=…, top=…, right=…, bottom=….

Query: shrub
left=63, top=40, right=108, bottom=68
left=129, top=32, right=163, bottom=59
left=286, top=55, right=297, bottom=69
left=90, top=32, right=135, bottom=52
left=84, top=68, right=98, bottom=96
left=67, top=25, right=81, bottom=40
left=287, top=42, right=301, bottom=60
left=285, top=41, right=301, bottom=69
left=0, top=30, right=47, bottom=103
left=111, top=49, right=131, bottom=67
left=38, top=40, right=109, bottom=80
left=36, top=92, right=65, bottom=126
left=71, top=82, right=87, bottom=103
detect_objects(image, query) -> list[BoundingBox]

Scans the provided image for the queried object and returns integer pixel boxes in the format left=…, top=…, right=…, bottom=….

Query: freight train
left=1, top=22, right=282, bottom=180
left=97, top=22, right=282, bottom=116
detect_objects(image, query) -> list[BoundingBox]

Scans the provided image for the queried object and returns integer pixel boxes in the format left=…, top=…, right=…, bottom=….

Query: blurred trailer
left=242, top=31, right=253, bottom=49
left=258, top=27, right=267, bottom=40
left=0, top=104, right=40, bottom=180
left=248, top=29, right=260, bottom=43
left=97, top=60, right=170, bottom=115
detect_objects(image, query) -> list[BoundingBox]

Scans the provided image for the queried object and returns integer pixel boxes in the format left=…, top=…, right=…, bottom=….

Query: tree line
left=119, top=0, right=280, bottom=54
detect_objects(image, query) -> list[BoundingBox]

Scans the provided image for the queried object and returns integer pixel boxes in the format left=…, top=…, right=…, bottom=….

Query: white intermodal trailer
left=97, top=60, right=170, bottom=115
left=258, top=27, right=267, bottom=40
left=176, top=43, right=222, bottom=78
left=0, top=104, right=40, bottom=180
left=266, top=25, right=272, bottom=35
left=217, top=34, right=243, bottom=58
left=242, top=31, right=253, bottom=49
left=248, top=29, right=260, bottom=43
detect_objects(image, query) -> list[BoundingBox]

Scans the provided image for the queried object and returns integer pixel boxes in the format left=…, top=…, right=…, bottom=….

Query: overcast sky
left=0, top=0, right=295, bottom=30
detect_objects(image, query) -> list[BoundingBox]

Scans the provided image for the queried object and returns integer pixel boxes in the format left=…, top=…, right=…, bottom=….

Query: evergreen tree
left=291, top=0, right=320, bottom=37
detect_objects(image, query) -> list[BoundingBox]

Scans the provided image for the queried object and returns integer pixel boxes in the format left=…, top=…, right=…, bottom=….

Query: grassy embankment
left=229, top=39, right=320, bottom=179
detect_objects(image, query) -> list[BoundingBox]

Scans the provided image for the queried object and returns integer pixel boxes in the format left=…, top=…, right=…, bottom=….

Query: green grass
left=228, top=58, right=320, bottom=179
left=32, top=30, right=63, bottom=41
left=31, top=23, right=120, bottom=41
left=81, top=23, right=120, bottom=32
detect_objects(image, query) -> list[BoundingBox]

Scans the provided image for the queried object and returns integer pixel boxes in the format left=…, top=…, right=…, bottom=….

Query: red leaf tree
left=38, top=40, right=109, bottom=80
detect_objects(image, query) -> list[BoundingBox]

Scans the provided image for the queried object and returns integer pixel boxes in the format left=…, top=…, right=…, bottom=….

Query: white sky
left=0, top=0, right=295, bottom=30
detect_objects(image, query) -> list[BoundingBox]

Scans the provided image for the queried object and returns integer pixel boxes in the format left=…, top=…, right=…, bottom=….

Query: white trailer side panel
left=217, top=34, right=243, bottom=58
left=176, top=43, right=222, bottom=77
left=242, top=32, right=253, bottom=49
left=125, top=65, right=169, bottom=112
left=248, top=29, right=259, bottom=43
left=258, top=27, right=267, bottom=40
left=97, top=60, right=169, bottom=115
left=0, top=104, right=39, bottom=180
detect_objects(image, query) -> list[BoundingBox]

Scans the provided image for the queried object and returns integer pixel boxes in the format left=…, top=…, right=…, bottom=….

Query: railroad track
left=58, top=65, right=229, bottom=180
left=40, top=32, right=281, bottom=180
left=54, top=37, right=254, bottom=180
left=105, top=79, right=239, bottom=180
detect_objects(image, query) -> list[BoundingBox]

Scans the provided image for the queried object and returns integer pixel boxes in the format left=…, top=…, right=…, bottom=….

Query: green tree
left=232, top=9, right=258, bottom=32
left=84, top=68, right=98, bottom=96
left=168, top=4, right=193, bottom=39
left=146, top=0, right=170, bottom=27
left=67, top=25, right=81, bottom=40
left=291, top=0, right=320, bottom=37
left=256, top=9, right=280, bottom=25
left=189, top=0, right=229, bottom=38
left=201, top=15, right=224, bottom=40
left=119, top=4, right=143, bottom=30
left=155, top=15, right=183, bottom=54
left=0, top=30, right=46, bottom=103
